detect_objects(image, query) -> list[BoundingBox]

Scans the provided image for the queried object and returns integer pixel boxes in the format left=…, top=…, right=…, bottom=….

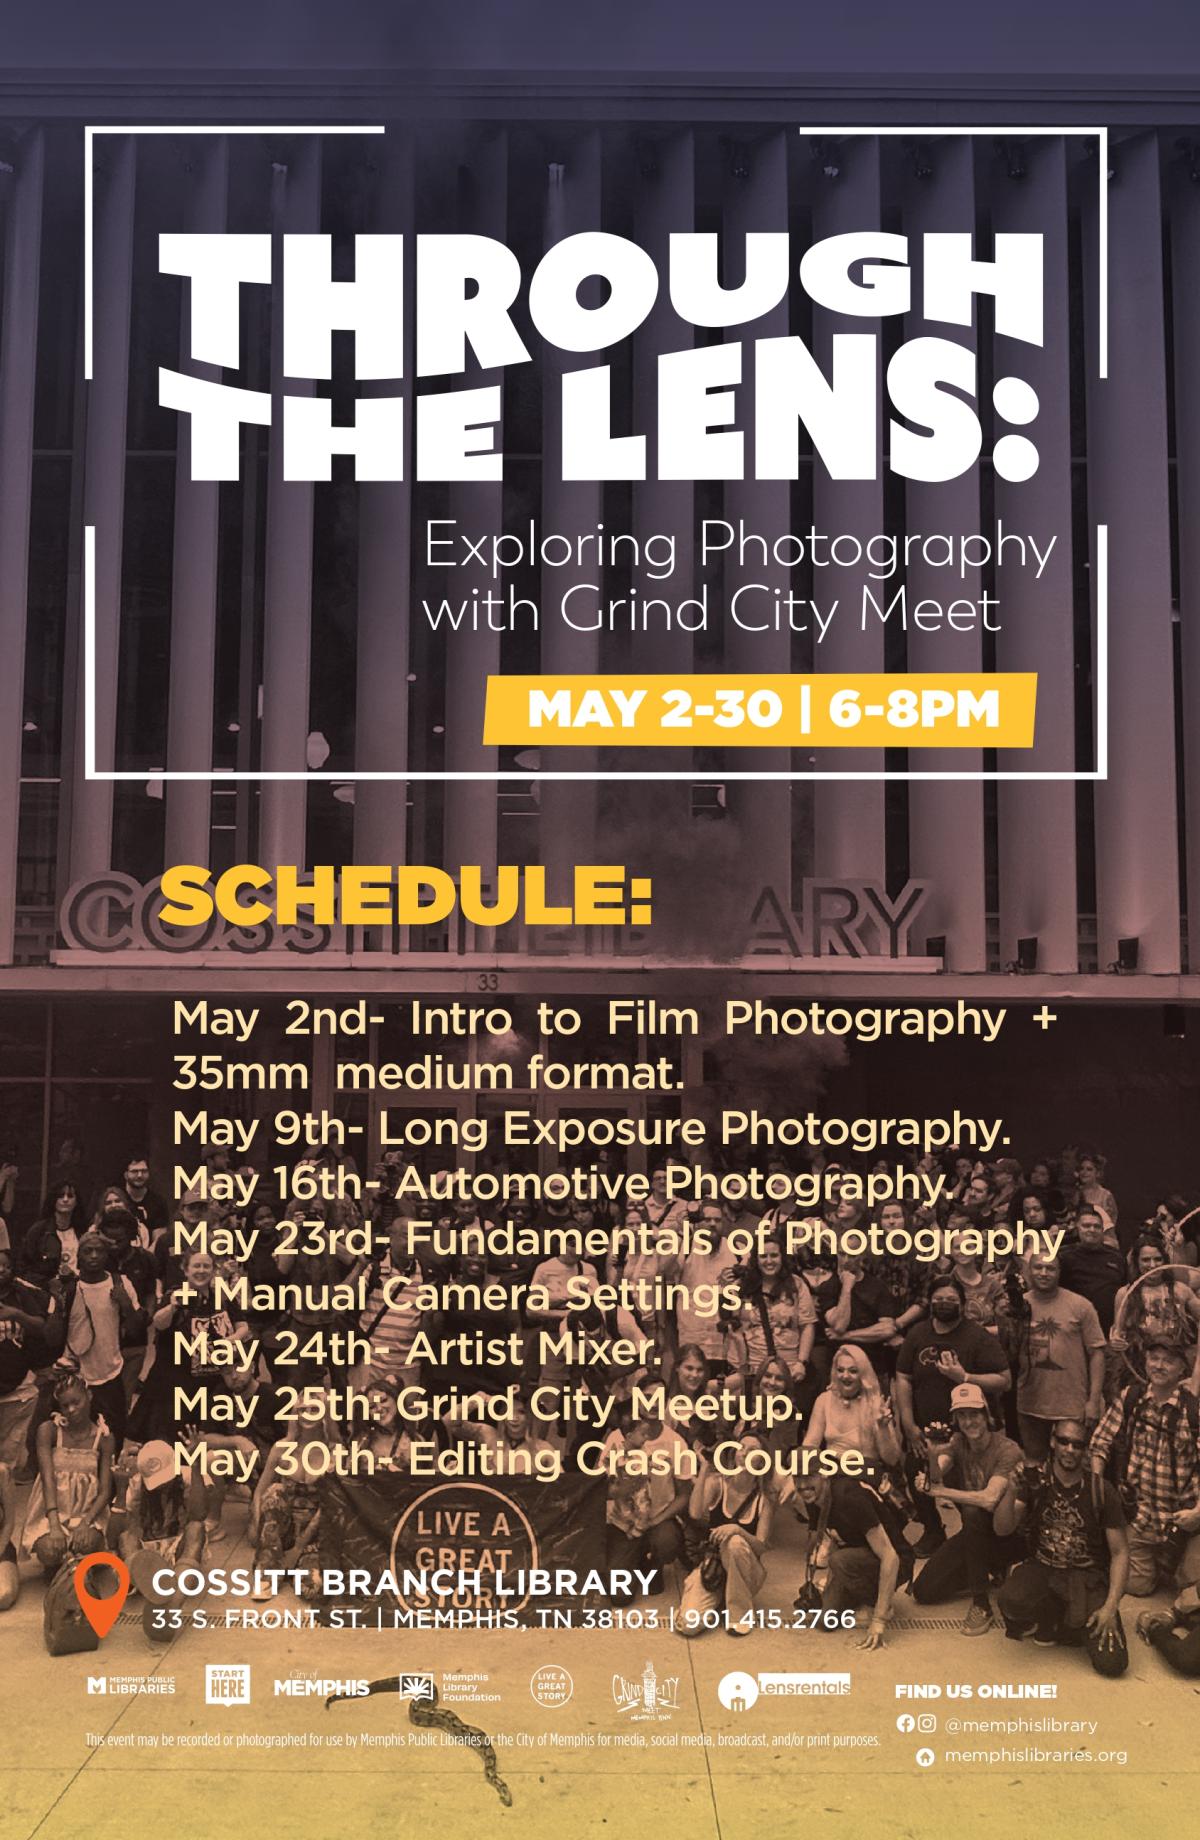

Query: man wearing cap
left=909, top=1382, right=1026, bottom=1635
left=989, top=1158, right=1025, bottom=1230
left=1088, top=1331, right=1200, bottom=1596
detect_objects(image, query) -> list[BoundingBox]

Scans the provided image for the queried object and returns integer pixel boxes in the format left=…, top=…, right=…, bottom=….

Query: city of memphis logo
left=612, top=1660, right=681, bottom=1721
left=275, top=1674, right=371, bottom=1699
left=205, top=1665, right=251, bottom=1705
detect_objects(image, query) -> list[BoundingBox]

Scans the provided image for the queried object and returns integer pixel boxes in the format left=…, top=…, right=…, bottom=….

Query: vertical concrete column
left=902, top=138, right=986, bottom=970
left=810, top=135, right=887, bottom=882
left=353, top=131, right=414, bottom=865
left=1083, top=133, right=1179, bottom=970
left=442, top=129, right=507, bottom=878
left=258, top=140, right=321, bottom=867
left=0, top=129, right=44, bottom=961
left=70, top=134, right=135, bottom=882
left=1170, top=156, right=1200, bottom=972
left=994, top=138, right=1078, bottom=972
left=632, top=131, right=694, bottom=826
left=164, top=136, right=228, bottom=866
left=722, top=131, right=793, bottom=903
left=539, top=134, right=603, bottom=901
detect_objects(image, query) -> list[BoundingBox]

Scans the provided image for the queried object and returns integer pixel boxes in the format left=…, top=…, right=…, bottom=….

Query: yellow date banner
left=484, top=673, right=1037, bottom=748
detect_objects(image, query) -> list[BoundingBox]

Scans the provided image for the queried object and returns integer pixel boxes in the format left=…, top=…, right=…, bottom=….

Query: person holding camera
left=893, top=1273, right=1011, bottom=1557
left=909, top=1382, right=1027, bottom=1634
left=1088, top=1330, right=1200, bottom=1597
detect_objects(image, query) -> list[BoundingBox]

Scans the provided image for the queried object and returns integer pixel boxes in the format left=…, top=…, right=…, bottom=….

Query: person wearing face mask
left=893, top=1274, right=1011, bottom=1558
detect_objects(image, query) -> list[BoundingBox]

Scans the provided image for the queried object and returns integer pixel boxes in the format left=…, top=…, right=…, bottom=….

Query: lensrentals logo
left=718, top=1671, right=851, bottom=1710
left=275, top=1679, right=371, bottom=1698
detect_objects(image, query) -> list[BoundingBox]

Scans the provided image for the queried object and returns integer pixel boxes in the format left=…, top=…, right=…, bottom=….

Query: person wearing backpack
left=56, top=1231, right=144, bottom=1453
left=1088, top=1331, right=1200, bottom=1596
left=993, top=1418, right=1130, bottom=1676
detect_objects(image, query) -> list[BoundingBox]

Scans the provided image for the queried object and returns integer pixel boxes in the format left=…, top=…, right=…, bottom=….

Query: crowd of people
left=0, top=1134, right=1198, bottom=1678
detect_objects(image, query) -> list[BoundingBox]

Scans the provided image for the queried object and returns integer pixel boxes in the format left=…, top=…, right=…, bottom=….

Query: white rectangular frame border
left=83, top=122, right=1109, bottom=785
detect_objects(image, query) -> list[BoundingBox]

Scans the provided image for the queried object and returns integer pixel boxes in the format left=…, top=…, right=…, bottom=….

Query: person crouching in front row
left=794, top=1470, right=912, bottom=1651
left=908, top=1382, right=1027, bottom=1635
left=992, top=1416, right=1129, bottom=1675
left=677, top=1434, right=781, bottom=1637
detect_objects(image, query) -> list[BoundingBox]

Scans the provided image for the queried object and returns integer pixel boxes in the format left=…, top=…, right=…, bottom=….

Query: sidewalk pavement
left=3, top=1505, right=1194, bottom=1840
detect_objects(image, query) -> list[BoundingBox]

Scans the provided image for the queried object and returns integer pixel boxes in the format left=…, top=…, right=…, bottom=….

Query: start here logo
left=205, top=1664, right=251, bottom=1705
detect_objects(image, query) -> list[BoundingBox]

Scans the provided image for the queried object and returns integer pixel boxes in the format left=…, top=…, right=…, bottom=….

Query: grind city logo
left=205, top=1665, right=251, bottom=1705
left=612, top=1661, right=681, bottom=1721
left=719, top=1671, right=852, bottom=1710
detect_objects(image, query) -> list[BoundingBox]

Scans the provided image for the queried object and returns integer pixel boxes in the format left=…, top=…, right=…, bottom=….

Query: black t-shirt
left=112, top=1246, right=156, bottom=1310
left=1015, top=1465, right=1125, bottom=1571
left=1058, top=1244, right=1128, bottom=1332
left=896, top=1318, right=1010, bottom=1426
left=827, top=1476, right=910, bottom=1563
left=813, top=1273, right=898, bottom=1376
left=164, top=1294, right=247, bottom=1387
left=0, top=1281, right=51, bottom=1391
left=122, top=1185, right=170, bottom=1241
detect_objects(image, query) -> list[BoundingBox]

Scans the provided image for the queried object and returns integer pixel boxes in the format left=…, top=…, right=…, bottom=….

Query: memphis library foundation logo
left=205, top=1665, right=251, bottom=1705
left=612, top=1660, right=681, bottom=1721
left=719, top=1671, right=852, bottom=1711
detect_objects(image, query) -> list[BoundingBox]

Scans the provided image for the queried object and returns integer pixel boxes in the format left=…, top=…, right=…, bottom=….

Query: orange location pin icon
left=74, top=1552, right=131, bottom=1640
